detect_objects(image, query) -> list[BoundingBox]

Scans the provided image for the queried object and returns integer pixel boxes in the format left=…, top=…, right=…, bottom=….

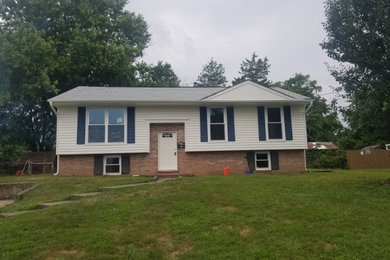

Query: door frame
left=157, top=131, right=178, bottom=171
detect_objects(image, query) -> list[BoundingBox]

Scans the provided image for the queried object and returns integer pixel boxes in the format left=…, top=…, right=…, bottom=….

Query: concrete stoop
left=0, top=177, right=181, bottom=218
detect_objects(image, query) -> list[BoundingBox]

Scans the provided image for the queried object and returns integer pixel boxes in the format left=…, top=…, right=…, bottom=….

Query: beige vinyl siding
left=56, top=104, right=307, bottom=155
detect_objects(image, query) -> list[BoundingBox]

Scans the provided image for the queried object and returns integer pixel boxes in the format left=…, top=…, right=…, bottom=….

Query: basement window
left=255, top=152, right=271, bottom=170
left=104, top=155, right=121, bottom=175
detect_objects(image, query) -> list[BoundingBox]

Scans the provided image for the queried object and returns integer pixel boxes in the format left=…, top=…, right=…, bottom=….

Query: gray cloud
left=127, top=0, right=342, bottom=103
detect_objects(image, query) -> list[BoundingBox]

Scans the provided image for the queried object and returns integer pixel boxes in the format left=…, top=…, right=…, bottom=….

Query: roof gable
left=204, top=81, right=294, bottom=101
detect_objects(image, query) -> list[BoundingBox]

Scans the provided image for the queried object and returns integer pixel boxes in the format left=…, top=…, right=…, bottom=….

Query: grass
left=0, top=174, right=149, bottom=213
left=1, top=169, right=390, bottom=259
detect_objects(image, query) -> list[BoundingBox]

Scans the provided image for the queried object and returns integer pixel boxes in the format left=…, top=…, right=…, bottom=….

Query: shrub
left=307, top=150, right=347, bottom=169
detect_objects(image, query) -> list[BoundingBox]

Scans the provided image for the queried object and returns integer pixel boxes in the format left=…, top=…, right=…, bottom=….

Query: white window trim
left=86, top=108, right=127, bottom=144
left=265, top=107, right=285, bottom=141
left=207, top=107, right=228, bottom=142
left=104, top=155, right=121, bottom=175
left=255, top=151, right=271, bottom=170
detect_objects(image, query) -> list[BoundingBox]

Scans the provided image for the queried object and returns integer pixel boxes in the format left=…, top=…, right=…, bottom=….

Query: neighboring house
left=307, top=142, right=339, bottom=150
left=48, top=81, right=311, bottom=176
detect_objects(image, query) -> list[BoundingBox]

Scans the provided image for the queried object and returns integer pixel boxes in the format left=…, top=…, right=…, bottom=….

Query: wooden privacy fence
left=346, top=150, right=390, bottom=169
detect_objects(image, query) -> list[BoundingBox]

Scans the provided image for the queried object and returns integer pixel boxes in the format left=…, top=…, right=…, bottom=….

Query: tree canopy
left=137, top=61, right=180, bottom=87
left=0, top=0, right=151, bottom=151
left=321, top=0, right=390, bottom=145
left=193, top=58, right=227, bottom=87
left=271, top=74, right=342, bottom=142
left=232, top=52, right=270, bottom=86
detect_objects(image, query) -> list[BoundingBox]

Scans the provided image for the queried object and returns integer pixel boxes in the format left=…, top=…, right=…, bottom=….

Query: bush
left=307, top=150, right=347, bottom=169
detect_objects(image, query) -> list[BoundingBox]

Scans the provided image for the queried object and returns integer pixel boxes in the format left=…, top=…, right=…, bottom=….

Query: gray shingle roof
left=48, top=86, right=225, bottom=102
left=270, top=87, right=312, bottom=101
left=48, top=84, right=311, bottom=103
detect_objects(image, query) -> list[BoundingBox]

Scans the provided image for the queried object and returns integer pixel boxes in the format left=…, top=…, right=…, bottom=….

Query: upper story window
left=209, top=108, right=225, bottom=140
left=108, top=109, right=124, bottom=142
left=88, top=108, right=105, bottom=143
left=88, top=108, right=125, bottom=143
left=267, top=107, right=283, bottom=139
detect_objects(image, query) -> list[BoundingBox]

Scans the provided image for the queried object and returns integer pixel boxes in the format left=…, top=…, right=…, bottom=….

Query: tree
left=271, top=74, right=343, bottom=142
left=0, top=0, right=150, bottom=151
left=136, top=61, right=180, bottom=87
left=321, top=0, right=390, bottom=145
left=194, top=58, right=227, bottom=87
left=232, top=52, right=270, bottom=86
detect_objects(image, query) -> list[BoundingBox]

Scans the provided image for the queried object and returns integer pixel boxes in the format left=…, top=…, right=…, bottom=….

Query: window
left=88, top=108, right=105, bottom=142
left=255, top=152, right=270, bottom=170
left=209, top=108, right=225, bottom=140
left=88, top=108, right=125, bottom=143
left=108, top=109, right=124, bottom=142
left=267, top=108, right=283, bottom=139
left=104, top=155, right=121, bottom=175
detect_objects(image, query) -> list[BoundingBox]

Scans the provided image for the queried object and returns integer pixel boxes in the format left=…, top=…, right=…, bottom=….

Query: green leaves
left=0, top=0, right=151, bottom=151
left=194, top=58, right=227, bottom=87
left=232, top=52, right=270, bottom=86
left=322, top=0, right=390, bottom=145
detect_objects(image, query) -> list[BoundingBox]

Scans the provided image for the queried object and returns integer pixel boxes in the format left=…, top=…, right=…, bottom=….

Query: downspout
left=49, top=101, right=59, bottom=176
left=304, top=101, right=313, bottom=172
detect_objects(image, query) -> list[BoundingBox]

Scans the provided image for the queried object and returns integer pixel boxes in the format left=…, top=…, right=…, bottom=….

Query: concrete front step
left=37, top=200, right=73, bottom=209
left=0, top=210, right=32, bottom=218
left=70, top=192, right=101, bottom=200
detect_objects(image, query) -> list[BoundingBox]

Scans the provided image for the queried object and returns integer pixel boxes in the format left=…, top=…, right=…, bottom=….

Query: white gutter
left=49, top=101, right=59, bottom=176
left=53, top=155, right=59, bottom=176
left=49, top=101, right=57, bottom=116
left=305, top=101, right=313, bottom=113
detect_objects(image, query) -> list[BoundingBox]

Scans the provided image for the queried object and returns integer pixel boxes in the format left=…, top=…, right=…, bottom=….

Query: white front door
left=158, top=132, right=178, bottom=171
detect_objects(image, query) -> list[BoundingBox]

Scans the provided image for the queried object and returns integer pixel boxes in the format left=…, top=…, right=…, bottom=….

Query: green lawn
left=1, top=170, right=390, bottom=259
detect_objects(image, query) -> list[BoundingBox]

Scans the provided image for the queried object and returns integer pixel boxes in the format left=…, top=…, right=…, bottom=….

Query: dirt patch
left=239, top=226, right=252, bottom=236
left=170, top=245, right=193, bottom=259
left=217, top=206, right=237, bottom=212
left=45, top=249, right=85, bottom=259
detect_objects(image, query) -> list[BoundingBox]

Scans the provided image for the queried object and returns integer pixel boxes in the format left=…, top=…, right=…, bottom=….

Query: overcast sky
left=126, top=0, right=341, bottom=103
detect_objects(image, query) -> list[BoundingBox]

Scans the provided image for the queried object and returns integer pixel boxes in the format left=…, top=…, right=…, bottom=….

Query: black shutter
left=284, top=106, right=293, bottom=140
left=200, top=107, right=208, bottom=142
left=227, top=106, right=235, bottom=141
left=77, top=107, right=86, bottom=144
left=257, top=106, right=266, bottom=141
left=270, top=151, right=279, bottom=170
left=247, top=151, right=255, bottom=171
left=121, top=154, right=130, bottom=174
left=127, top=107, right=135, bottom=143
left=94, top=155, right=103, bottom=175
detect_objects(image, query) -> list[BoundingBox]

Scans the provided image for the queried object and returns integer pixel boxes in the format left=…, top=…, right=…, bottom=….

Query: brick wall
left=59, top=155, right=94, bottom=176
left=58, top=123, right=306, bottom=176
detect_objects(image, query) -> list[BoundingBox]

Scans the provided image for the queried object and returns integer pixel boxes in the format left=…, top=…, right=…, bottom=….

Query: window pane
left=106, top=165, right=120, bottom=173
left=268, top=108, right=281, bottom=122
left=256, top=160, right=269, bottom=169
left=88, top=126, right=105, bottom=142
left=106, top=157, right=119, bottom=165
left=108, top=125, right=124, bottom=142
left=268, top=123, right=282, bottom=139
left=109, top=109, right=124, bottom=125
left=210, top=108, right=224, bottom=123
left=210, top=124, right=225, bottom=140
left=89, top=108, right=105, bottom=124
left=256, top=153, right=268, bottom=160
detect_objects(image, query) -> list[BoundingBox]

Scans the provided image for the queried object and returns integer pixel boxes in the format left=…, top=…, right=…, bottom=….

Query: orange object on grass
left=223, top=168, right=230, bottom=175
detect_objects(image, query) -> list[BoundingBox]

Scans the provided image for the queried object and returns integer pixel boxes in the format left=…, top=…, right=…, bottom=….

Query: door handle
left=174, top=152, right=176, bottom=156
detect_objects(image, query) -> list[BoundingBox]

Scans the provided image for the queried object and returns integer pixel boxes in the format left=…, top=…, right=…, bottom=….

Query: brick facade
left=58, top=123, right=306, bottom=176
left=59, top=154, right=95, bottom=176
